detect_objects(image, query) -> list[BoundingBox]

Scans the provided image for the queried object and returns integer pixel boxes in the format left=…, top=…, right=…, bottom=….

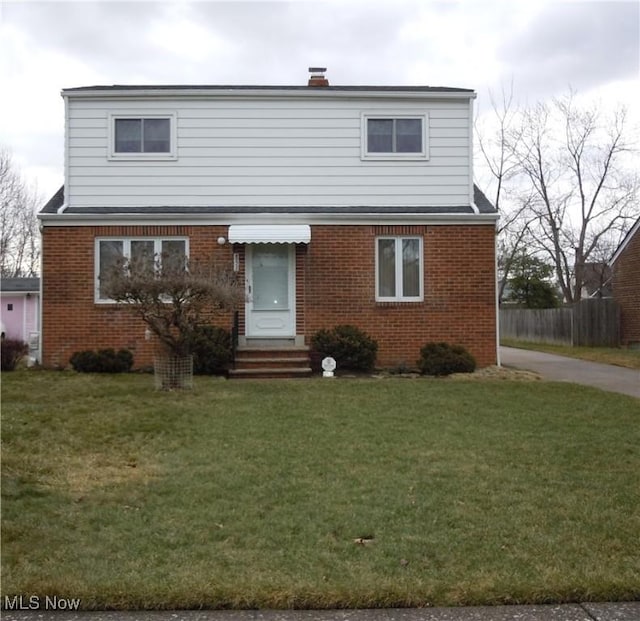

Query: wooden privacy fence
left=500, top=299, right=621, bottom=347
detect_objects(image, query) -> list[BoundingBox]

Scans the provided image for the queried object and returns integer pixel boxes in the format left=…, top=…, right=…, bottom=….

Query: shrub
left=311, top=325, right=378, bottom=372
left=70, top=348, right=134, bottom=373
left=1, top=339, right=28, bottom=371
left=185, top=325, right=232, bottom=375
left=417, top=342, right=476, bottom=376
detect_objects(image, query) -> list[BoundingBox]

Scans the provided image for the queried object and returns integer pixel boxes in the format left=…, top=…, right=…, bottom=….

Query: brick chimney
left=308, top=67, right=329, bottom=87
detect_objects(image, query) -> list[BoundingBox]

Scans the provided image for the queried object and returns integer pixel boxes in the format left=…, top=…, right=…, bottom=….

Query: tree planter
left=154, top=354, right=193, bottom=390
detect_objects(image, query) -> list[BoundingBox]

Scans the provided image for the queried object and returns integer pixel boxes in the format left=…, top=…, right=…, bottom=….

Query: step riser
left=231, top=347, right=311, bottom=379
left=235, top=348, right=310, bottom=361
left=235, top=359, right=309, bottom=370
left=229, top=369, right=312, bottom=380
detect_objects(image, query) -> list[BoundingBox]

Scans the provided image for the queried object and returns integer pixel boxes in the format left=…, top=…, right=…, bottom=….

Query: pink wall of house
left=1, top=293, right=39, bottom=342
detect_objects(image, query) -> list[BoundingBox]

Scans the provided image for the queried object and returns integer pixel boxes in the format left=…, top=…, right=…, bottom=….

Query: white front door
left=246, top=243, right=295, bottom=337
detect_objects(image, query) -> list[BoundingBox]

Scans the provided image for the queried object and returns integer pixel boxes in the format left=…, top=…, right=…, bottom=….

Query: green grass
left=2, top=371, right=640, bottom=609
left=501, top=339, right=640, bottom=370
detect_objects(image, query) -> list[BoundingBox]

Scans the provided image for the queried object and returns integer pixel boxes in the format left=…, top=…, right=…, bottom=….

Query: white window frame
left=361, top=112, right=429, bottom=161
left=375, top=236, right=424, bottom=302
left=94, top=237, right=188, bottom=303
left=108, top=112, right=177, bottom=160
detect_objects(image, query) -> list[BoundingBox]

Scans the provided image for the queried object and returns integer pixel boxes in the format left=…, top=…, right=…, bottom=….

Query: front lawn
left=2, top=372, right=639, bottom=609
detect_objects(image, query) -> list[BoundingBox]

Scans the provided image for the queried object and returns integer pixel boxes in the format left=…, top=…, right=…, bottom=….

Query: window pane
left=115, top=119, right=141, bottom=152
left=252, top=244, right=289, bottom=311
left=396, top=119, right=422, bottom=153
left=131, top=240, right=155, bottom=275
left=402, top=238, right=420, bottom=297
left=368, top=119, right=393, bottom=153
left=378, top=239, right=396, bottom=297
left=161, top=240, right=186, bottom=274
left=98, top=240, right=124, bottom=299
left=143, top=118, right=170, bottom=153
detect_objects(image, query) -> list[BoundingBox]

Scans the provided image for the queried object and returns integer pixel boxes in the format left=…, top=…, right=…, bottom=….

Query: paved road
left=2, top=602, right=640, bottom=621
left=500, top=347, right=640, bottom=399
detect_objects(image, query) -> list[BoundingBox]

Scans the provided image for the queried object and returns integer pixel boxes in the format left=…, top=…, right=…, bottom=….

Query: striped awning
left=228, top=224, right=311, bottom=244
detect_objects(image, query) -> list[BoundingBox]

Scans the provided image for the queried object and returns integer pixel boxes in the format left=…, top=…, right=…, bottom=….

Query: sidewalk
left=500, top=347, right=640, bottom=399
left=3, top=602, right=640, bottom=621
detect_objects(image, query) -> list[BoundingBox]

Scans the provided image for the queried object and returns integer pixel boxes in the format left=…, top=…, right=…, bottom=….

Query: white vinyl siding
left=95, top=237, right=187, bottom=302
left=67, top=96, right=471, bottom=209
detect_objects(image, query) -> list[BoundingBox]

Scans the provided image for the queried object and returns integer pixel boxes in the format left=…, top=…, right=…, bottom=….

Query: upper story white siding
left=64, top=87, right=475, bottom=209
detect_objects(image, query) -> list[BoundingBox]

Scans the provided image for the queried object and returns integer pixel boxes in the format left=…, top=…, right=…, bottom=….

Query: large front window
left=95, top=237, right=187, bottom=301
left=376, top=237, right=423, bottom=301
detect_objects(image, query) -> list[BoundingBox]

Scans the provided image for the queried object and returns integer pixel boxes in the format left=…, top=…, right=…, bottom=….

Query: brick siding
left=303, top=224, right=497, bottom=368
left=41, top=223, right=497, bottom=369
left=41, top=225, right=233, bottom=369
left=612, top=228, right=640, bottom=347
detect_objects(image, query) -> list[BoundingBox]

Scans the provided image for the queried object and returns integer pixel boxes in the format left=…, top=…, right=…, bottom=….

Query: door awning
left=228, top=224, right=311, bottom=244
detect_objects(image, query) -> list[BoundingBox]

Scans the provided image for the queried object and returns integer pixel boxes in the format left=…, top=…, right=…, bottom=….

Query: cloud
left=1, top=0, right=638, bottom=200
left=499, top=1, right=640, bottom=99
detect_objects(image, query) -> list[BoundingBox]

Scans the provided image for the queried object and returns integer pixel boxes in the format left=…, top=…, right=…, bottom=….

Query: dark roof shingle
left=1, top=277, right=40, bottom=293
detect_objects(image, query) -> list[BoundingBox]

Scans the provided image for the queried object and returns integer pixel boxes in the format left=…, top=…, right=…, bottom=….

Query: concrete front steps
left=229, top=340, right=313, bottom=379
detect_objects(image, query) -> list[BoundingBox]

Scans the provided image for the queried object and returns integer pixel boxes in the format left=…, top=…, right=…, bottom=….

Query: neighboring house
left=39, top=69, right=498, bottom=372
left=0, top=277, right=40, bottom=359
left=581, top=262, right=613, bottom=299
left=609, top=218, right=640, bottom=348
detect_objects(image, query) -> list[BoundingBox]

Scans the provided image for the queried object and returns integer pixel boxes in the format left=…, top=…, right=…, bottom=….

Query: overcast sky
left=1, top=0, right=638, bottom=202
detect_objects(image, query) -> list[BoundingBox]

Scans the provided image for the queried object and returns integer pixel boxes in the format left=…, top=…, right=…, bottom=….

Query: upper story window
left=108, top=113, right=177, bottom=160
left=376, top=236, right=423, bottom=302
left=361, top=113, right=429, bottom=160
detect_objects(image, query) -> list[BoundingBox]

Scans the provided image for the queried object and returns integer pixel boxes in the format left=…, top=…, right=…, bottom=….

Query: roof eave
left=61, top=87, right=476, bottom=101
left=38, top=211, right=498, bottom=226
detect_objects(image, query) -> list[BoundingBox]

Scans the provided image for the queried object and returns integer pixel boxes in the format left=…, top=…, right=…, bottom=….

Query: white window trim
left=361, top=112, right=429, bottom=161
left=375, top=236, right=424, bottom=302
left=94, top=236, right=188, bottom=303
left=108, top=112, right=177, bottom=160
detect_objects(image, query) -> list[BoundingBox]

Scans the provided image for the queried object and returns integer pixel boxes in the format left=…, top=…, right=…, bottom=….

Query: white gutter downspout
left=495, top=221, right=501, bottom=367
left=37, top=239, right=43, bottom=365
left=58, top=90, right=70, bottom=215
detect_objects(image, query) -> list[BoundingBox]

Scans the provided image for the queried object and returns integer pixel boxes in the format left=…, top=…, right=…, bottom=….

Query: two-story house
left=39, top=69, right=498, bottom=374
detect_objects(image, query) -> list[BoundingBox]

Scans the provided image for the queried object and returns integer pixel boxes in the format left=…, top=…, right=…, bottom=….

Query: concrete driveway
left=500, top=347, right=640, bottom=399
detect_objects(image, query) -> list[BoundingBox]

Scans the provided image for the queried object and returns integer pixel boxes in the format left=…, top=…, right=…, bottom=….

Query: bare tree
left=101, top=251, right=245, bottom=358
left=0, top=148, right=41, bottom=277
left=505, top=93, right=639, bottom=303
left=475, top=84, right=536, bottom=302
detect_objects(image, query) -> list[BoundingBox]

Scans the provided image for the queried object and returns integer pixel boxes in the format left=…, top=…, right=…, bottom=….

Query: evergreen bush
left=311, top=325, right=378, bottom=372
left=1, top=339, right=28, bottom=371
left=417, top=342, right=476, bottom=376
left=185, top=325, right=232, bottom=375
left=70, top=348, right=134, bottom=373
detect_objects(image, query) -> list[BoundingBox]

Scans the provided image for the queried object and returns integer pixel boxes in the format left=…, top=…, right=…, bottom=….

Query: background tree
left=506, top=253, right=560, bottom=309
left=0, top=148, right=41, bottom=277
left=477, top=89, right=639, bottom=304
left=475, top=85, right=535, bottom=303
left=505, top=93, right=638, bottom=303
